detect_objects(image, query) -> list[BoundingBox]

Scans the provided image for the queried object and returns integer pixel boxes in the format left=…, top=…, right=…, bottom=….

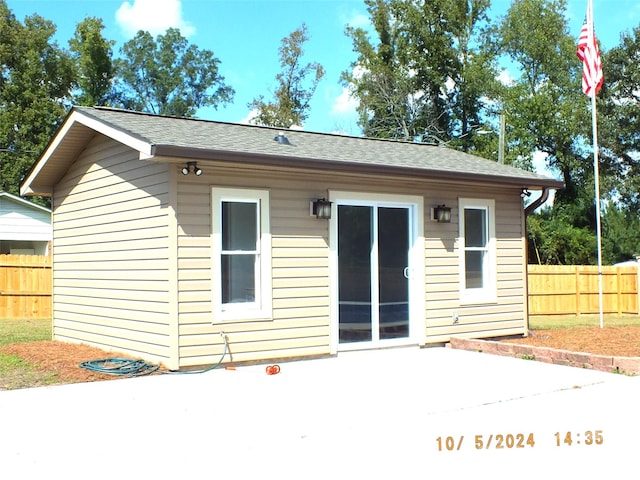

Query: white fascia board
left=0, top=192, right=51, bottom=213
left=72, top=111, right=155, bottom=156
left=21, top=110, right=155, bottom=196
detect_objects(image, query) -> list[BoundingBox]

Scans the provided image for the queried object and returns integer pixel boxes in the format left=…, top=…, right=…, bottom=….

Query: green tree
left=0, top=1, right=74, bottom=198
left=494, top=0, right=612, bottom=266
left=527, top=202, right=596, bottom=265
left=599, top=26, right=640, bottom=213
left=342, top=0, right=497, bottom=147
left=601, top=204, right=640, bottom=263
left=342, top=0, right=419, bottom=140
left=69, top=17, right=115, bottom=106
left=114, top=28, right=234, bottom=117
left=493, top=0, right=588, bottom=176
left=248, top=24, right=325, bottom=128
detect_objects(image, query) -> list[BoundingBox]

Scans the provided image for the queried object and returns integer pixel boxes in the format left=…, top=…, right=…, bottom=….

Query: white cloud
left=116, top=0, right=195, bottom=38
left=350, top=65, right=366, bottom=81
left=497, top=69, right=516, bottom=86
left=239, top=109, right=259, bottom=125
left=532, top=150, right=550, bottom=175
left=329, top=66, right=363, bottom=118
left=344, top=10, right=371, bottom=30
left=331, top=86, right=359, bottom=115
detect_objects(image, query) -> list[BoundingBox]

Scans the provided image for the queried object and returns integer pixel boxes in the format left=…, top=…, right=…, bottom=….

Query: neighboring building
left=0, top=191, right=51, bottom=255
left=21, top=106, right=563, bottom=370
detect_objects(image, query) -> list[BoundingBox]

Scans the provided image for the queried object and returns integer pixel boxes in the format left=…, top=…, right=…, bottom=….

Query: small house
left=0, top=191, right=51, bottom=255
left=21, top=107, right=563, bottom=369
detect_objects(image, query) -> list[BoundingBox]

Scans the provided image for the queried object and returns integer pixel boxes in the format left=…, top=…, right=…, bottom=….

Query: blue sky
left=8, top=0, right=640, bottom=136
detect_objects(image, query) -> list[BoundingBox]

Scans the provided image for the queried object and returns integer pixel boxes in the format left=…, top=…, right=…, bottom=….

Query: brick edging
left=448, top=337, right=640, bottom=375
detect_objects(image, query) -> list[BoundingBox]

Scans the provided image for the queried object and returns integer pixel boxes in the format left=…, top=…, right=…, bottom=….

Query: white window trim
left=212, top=187, right=272, bottom=321
left=458, top=198, right=496, bottom=304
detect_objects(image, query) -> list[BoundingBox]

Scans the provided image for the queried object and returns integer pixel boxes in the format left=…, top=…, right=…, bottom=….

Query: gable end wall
left=51, top=135, right=173, bottom=364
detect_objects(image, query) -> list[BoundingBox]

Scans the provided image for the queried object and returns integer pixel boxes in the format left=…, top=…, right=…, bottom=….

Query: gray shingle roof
left=23, top=106, right=563, bottom=196
left=74, top=106, right=562, bottom=189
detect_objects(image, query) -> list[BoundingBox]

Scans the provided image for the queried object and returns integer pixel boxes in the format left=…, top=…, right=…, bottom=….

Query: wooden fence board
left=0, top=255, right=52, bottom=319
left=528, top=265, right=638, bottom=316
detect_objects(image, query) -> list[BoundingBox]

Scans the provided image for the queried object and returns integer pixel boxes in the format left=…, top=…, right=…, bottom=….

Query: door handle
left=403, top=267, right=410, bottom=279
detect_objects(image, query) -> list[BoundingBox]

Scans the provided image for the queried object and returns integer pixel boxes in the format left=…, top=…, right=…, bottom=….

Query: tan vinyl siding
left=424, top=189, right=527, bottom=343
left=51, top=135, right=172, bottom=364
left=176, top=169, right=331, bottom=367
left=175, top=161, right=528, bottom=366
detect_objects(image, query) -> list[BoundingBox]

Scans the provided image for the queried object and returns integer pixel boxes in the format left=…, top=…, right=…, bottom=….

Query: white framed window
left=212, top=187, right=272, bottom=321
left=459, top=198, right=496, bottom=303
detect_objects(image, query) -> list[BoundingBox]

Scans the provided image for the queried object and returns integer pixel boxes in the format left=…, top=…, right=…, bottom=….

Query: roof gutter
left=524, top=187, right=551, bottom=216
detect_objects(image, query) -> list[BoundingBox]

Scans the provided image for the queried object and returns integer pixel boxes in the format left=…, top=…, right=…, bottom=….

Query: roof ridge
left=74, top=106, right=445, bottom=146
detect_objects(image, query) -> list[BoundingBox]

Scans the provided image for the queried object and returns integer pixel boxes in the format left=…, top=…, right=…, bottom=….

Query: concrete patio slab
left=0, top=346, right=637, bottom=479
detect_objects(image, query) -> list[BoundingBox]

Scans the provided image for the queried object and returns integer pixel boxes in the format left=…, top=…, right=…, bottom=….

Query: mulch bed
left=502, top=326, right=640, bottom=357
left=1, top=340, right=142, bottom=385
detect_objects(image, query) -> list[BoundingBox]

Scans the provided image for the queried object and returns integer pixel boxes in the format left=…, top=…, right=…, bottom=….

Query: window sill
left=214, top=311, right=273, bottom=323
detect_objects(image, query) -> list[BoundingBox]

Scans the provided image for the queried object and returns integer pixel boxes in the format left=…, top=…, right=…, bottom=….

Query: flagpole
left=591, top=89, right=604, bottom=329
left=587, top=0, right=604, bottom=329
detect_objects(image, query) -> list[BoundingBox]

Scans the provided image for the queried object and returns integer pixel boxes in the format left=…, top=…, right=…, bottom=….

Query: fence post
left=575, top=266, right=581, bottom=316
left=636, top=255, right=640, bottom=315
left=617, top=268, right=622, bottom=316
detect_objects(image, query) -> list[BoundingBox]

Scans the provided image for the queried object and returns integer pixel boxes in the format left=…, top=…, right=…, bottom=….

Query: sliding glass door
left=337, top=204, right=411, bottom=345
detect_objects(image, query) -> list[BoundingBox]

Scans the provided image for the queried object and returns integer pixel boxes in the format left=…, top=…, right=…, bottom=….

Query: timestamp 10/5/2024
left=436, top=431, right=604, bottom=451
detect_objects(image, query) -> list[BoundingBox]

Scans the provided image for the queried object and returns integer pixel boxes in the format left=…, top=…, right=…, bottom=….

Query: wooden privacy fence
left=0, top=257, right=639, bottom=319
left=0, top=254, right=52, bottom=319
left=528, top=265, right=639, bottom=316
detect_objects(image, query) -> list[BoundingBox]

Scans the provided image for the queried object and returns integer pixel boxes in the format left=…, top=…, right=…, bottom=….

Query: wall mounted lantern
left=182, top=161, right=202, bottom=176
left=311, top=198, right=332, bottom=219
left=433, top=204, right=452, bottom=223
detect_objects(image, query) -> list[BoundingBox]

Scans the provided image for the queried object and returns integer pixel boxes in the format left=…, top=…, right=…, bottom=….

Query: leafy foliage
left=598, top=26, right=640, bottom=213
left=0, top=1, right=74, bottom=198
left=492, top=0, right=590, bottom=175
left=342, top=0, right=497, bottom=149
left=68, top=17, right=115, bottom=106
left=114, top=28, right=234, bottom=117
left=248, top=24, right=325, bottom=128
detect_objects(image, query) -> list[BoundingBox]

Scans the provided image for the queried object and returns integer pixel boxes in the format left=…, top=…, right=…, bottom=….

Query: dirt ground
left=0, top=341, right=155, bottom=387
left=503, top=326, right=640, bottom=357
left=2, top=326, right=640, bottom=389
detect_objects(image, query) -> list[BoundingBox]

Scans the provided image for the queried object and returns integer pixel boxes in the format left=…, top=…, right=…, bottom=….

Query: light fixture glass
left=182, top=161, right=202, bottom=176
left=434, top=204, right=451, bottom=223
left=312, top=198, right=332, bottom=219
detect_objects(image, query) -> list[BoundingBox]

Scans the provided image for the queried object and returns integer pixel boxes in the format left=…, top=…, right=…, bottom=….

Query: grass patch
left=0, top=318, right=54, bottom=390
left=0, top=318, right=52, bottom=346
left=529, top=314, right=640, bottom=330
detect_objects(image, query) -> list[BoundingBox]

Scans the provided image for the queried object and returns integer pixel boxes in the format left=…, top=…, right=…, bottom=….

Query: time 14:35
left=555, top=431, right=603, bottom=446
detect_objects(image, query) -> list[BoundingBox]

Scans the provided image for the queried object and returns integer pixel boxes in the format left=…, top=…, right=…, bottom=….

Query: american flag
left=576, top=0, right=603, bottom=96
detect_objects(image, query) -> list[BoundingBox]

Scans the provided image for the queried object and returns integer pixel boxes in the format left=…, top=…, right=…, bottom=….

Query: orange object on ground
left=265, top=365, right=280, bottom=375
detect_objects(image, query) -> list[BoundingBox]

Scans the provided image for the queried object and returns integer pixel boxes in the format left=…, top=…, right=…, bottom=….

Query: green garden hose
left=78, top=332, right=229, bottom=377
left=79, top=358, right=159, bottom=376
